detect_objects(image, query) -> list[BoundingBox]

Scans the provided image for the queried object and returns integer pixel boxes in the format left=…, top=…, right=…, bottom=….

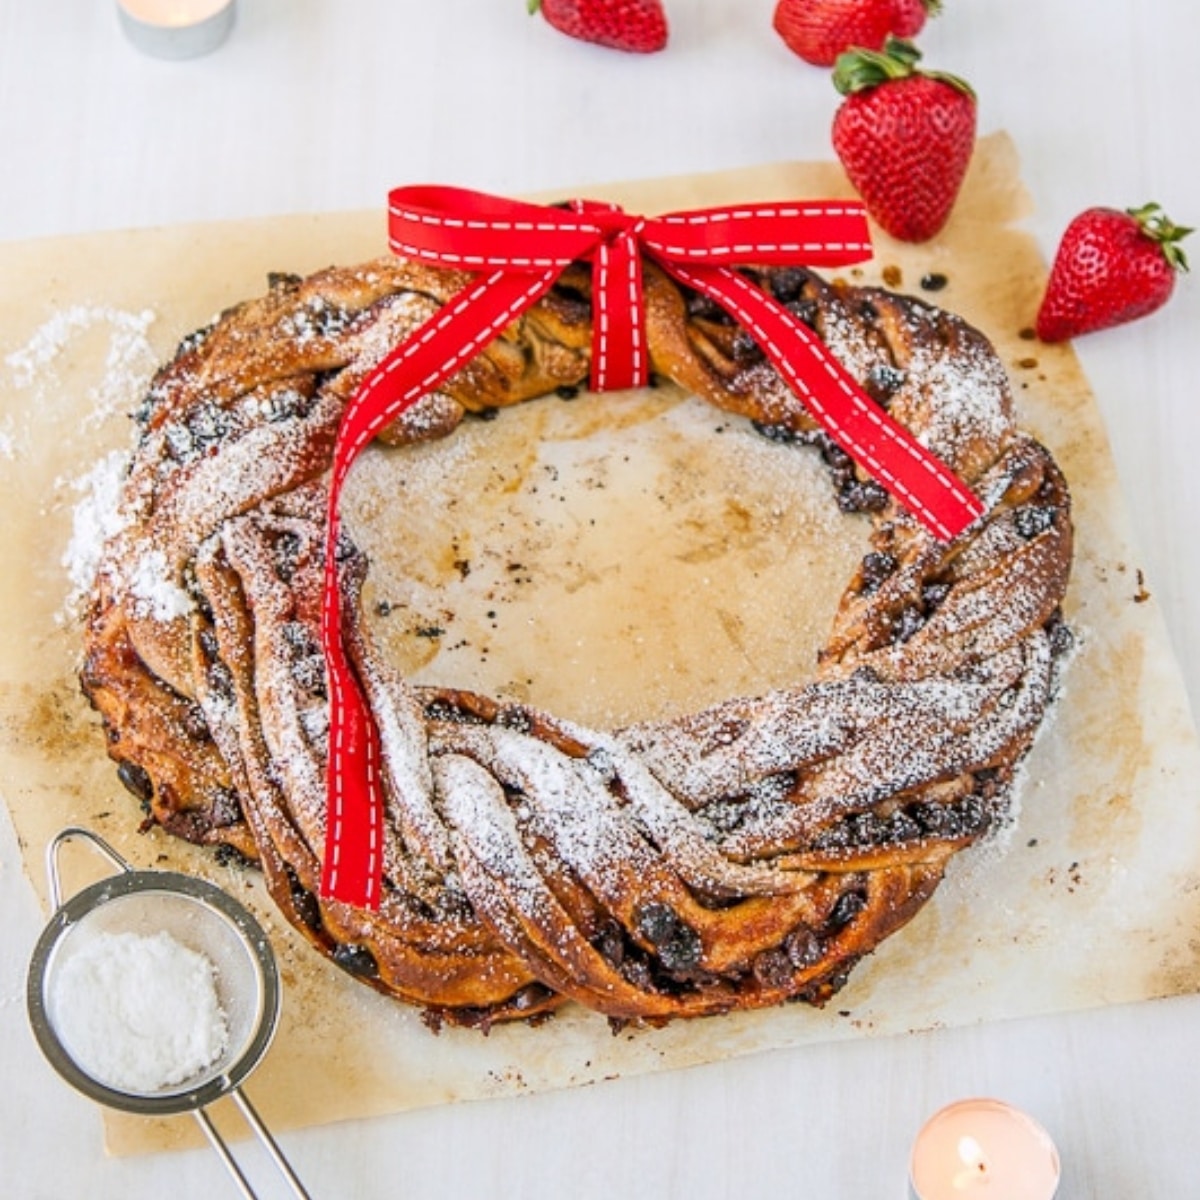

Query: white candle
left=116, top=0, right=236, bottom=60
left=909, top=1099, right=1061, bottom=1200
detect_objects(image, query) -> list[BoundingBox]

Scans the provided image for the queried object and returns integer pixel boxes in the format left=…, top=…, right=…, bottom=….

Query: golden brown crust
left=79, top=257, right=1073, bottom=1027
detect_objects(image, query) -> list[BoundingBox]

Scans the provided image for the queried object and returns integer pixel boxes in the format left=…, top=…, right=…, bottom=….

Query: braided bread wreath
left=80, top=253, right=1073, bottom=1030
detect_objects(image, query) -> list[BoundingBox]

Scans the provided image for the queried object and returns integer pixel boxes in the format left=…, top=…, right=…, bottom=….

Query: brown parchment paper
left=3, top=133, right=1199, bottom=1156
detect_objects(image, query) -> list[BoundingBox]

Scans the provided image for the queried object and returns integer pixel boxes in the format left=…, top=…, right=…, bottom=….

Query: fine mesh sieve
left=27, top=827, right=312, bottom=1199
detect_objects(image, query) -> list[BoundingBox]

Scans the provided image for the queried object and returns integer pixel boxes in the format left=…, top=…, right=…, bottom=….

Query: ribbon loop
left=642, top=203, right=875, bottom=267
left=388, top=186, right=603, bottom=270
left=323, top=185, right=986, bottom=909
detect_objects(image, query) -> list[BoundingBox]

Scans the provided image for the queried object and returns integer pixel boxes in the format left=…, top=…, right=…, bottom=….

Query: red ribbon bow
left=320, top=185, right=984, bottom=908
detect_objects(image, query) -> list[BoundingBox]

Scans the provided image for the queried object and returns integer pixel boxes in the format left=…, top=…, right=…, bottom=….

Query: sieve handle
left=193, top=1087, right=313, bottom=1200
left=45, top=826, right=133, bottom=910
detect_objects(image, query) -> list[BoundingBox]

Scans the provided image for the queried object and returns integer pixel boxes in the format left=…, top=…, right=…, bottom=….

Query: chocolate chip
left=838, top=478, right=889, bottom=514
left=658, top=924, right=703, bottom=972
left=752, top=948, right=794, bottom=989
left=919, top=273, right=949, bottom=292
left=213, top=843, right=250, bottom=868
left=635, top=902, right=703, bottom=972
left=210, top=787, right=243, bottom=828
left=592, top=921, right=625, bottom=967
left=512, top=983, right=555, bottom=1011
left=287, top=868, right=323, bottom=932
left=785, top=927, right=821, bottom=968
left=921, top=580, right=952, bottom=612
left=272, top=530, right=302, bottom=581
left=767, top=267, right=811, bottom=304
left=186, top=402, right=231, bottom=451
left=848, top=811, right=887, bottom=844
left=620, top=956, right=654, bottom=991
left=786, top=297, right=820, bottom=329
left=912, top=802, right=952, bottom=835
left=956, top=796, right=990, bottom=834
left=496, top=706, right=533, bottom=734
left=635, top=902, right=679, bottom=946
left=686, top=291, right=731, bottom=322
left=859, top=551, right=899, bottom=593
left=865, top=363, right=905, bottom=404
left=730, top=330, right=764, bottom=364
left=1045, top=612, right=1075, bottom=658
left=826, top=889, right=867, bottom=931
left=1014, top=506, right=1056, bottom=540
left=888, top=811, right=922, bottom=843
left=751, top=421, right=800, bottom=445
left=819, top=438, right=854, bottom=473
left=207, top=659, right=236, bottom=705
left=117, top=760, right=154, bottom=804
left=332, top=943, right=379, bottom=979
left=265, top=386, right=314, bottom=424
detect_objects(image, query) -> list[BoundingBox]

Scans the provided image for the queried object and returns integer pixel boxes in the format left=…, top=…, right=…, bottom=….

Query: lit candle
left=909, top=1099, right=1061, bottom=1200
left=116, top=0, right=237, bottom=60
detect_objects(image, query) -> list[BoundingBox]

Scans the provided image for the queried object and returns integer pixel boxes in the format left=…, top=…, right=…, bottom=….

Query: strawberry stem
left=1128, top=203, right=1193, bottom=272
left=833, top=37, right=974, bottom=100
left=923, top=0, right=944, bottom=16
left=528, top=0, right=542, bottom=13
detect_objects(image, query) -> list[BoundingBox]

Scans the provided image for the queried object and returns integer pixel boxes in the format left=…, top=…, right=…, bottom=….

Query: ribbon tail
left=320, top=552, right=384, bottom=908
left=659, top=260, right=984, bottom=542
left=320, top=266, right=560, bottom=908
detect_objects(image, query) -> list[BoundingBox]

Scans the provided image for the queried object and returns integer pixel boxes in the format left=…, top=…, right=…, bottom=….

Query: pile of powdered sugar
left=50, top=928, right=230, bottom=1094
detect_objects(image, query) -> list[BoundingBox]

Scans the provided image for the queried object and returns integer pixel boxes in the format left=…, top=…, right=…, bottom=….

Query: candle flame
left=952, top=1136, right=990, bottom=1189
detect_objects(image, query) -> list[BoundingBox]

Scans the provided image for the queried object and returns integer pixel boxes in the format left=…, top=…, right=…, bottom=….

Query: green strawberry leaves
left=1129, top=203, right=1193, bottom=273
left=833, top=37, right=974, bottom=101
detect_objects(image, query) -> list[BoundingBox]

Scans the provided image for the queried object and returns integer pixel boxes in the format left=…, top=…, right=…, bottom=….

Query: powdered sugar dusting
left=61, top=449, right=131, bottom=615
left=5, top=305, right=158, bottom=428
left=127, top=547, right=194, bottom=621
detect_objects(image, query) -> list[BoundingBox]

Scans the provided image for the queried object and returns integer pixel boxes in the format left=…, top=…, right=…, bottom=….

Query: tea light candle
left=909, top=1099, right=1061, bottom=1199
left=117, top=0, right=237, bottom=60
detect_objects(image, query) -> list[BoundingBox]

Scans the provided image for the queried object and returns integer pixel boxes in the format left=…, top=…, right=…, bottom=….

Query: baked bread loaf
left=80, top=256, right=1073, bottom=1028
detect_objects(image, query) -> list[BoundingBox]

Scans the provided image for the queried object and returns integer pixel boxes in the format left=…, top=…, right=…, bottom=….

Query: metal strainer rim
left=27, top=868, right=281, bottom=1117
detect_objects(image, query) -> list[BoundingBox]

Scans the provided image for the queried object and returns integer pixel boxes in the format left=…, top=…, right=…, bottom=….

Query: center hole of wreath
left=340, top=386, right=872, bottom=731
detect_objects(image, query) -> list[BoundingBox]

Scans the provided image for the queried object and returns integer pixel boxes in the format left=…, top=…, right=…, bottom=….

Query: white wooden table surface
left=2, top=1, right=1199, bottom=1196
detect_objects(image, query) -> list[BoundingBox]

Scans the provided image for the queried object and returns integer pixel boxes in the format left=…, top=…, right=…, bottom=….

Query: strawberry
left=773, top=0, right=940, bottom=68
left=529, top=0, right=668, bottom=53
left=1035, top=204, right=1192, bottom=342
left=831, top=38, right=976, bottom=243
left=891, top=0, right=935, bottom=38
